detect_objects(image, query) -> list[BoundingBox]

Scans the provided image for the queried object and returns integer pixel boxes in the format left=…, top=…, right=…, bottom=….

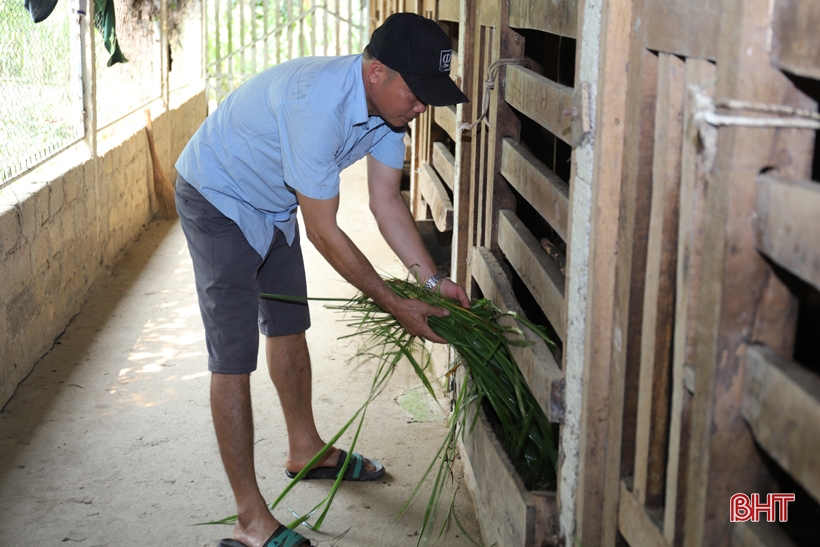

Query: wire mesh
left=0, top=1, right=83, bottom=186
left=206, top=0, right=369, bottom=106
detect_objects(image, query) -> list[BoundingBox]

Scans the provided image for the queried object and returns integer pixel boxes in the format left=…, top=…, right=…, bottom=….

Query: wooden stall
left=372, top=0, right=820, bottom=546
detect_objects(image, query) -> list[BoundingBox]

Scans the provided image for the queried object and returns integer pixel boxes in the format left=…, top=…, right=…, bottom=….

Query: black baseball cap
left=367, top=13, right=469, bottom=107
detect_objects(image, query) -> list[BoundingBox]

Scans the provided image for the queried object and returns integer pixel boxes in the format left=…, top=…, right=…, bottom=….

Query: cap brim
left=403, top=73, right=469, bottom=107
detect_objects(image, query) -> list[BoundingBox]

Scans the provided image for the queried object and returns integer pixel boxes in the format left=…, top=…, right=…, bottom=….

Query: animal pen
left=1, top=0, right=819, bottom=546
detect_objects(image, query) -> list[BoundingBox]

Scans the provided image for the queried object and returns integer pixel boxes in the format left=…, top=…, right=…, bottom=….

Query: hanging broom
left=144, top=109, right=177, bottom=219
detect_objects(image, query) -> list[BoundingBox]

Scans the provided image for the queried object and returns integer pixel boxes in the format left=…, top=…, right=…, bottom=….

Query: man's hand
left=435, top=278, right=470, bottom=308
left=386, top=298, right=450, bottom=344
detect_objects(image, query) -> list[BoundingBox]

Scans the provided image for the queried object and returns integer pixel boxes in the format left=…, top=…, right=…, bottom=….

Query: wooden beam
left=574, top=0, right=638, bottom=543
left=433, top=104, right=457, bottom=142
left=742, top=345, right=820, bottom=503
left=438, top=0, right=459, bottom=22
left=755, top=174, right=820, bottom=292
left=418, top=162, right=453, bottom=232
left=449, top=0, right=476, bottom=289
left=618, top=481, right=669, bottom=547
left=633, top=52, right=685, bottom=508
left=662, top=57, right=715, bottom=545
left=500, top=138, right=570, bottom=242
left=497, top=209, right=566, bottom=341
left=644, top=0, right=721, bottom=60
left=508, top=0, right=577, bottom=38
left=431, top=142, right=455, bottom=191
left=771, top=0, right=820, bottom=80
left=505, top=65, right=573, bottom=144
left=472, top=245, right=565, bottom=422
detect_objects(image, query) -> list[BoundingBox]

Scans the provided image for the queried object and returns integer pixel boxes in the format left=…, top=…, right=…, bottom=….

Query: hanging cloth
left=93, top=0, right=127, bottom=66
left=23, top=0, right=60, bottom=23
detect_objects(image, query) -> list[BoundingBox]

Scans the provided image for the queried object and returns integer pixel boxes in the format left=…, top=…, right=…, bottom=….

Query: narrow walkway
left=0, top=160, right=481, bottom=546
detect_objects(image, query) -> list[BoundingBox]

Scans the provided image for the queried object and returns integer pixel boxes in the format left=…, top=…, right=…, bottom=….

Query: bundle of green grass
left=332, top=277, right=558, bottom=491
left=205, top=277, right=558, bottom=544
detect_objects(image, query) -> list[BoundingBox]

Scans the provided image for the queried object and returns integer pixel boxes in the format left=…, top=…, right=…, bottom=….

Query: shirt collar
left=350, top=54, right=374, bottom=127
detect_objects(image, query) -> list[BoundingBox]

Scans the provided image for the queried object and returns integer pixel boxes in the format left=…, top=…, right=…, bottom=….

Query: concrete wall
left=0, top=89, right=207, bottom=408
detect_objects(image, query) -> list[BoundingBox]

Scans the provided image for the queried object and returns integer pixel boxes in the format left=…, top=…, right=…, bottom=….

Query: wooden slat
left=497, top=209, right=566, bottom=341
left=472, top=246, right=565, bottom=422
left=438, top=0, right=459, bottom=22
left=433, top=104, right=457, bottom=142
left=755, top=174, right=820, bottom=292
left=505, top=65, right=573, bottom=144
left=418, top=162, right=453, bottom=232
left=742, top=345, right=820, bottom=503
left=662, top=57, right=715, bottom=545
left=508, top=0, right=577, bottom=38
left=633, top=52, right=685, bottom=508
left=431, top=142, right=455, bottom=191
left=644, top=0, right=720, bottom=60
left=771, top=0, right=820, bottom=80
left=500, top=138, right=570, bottom=242
left=618, top=481, right=669, bottom=547
left=459, top=396, right=535, bottom=547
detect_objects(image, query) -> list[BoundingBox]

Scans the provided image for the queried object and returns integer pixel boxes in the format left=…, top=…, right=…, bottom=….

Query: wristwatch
left=423, top=272, right=445, bottom=291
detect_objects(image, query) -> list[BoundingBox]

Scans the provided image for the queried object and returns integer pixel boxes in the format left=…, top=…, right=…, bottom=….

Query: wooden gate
left=372, top=0, right=819, bottom=546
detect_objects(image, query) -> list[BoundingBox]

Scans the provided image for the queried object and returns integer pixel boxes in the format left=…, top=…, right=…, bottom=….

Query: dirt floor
left=0, top=160, right=482, bottom=546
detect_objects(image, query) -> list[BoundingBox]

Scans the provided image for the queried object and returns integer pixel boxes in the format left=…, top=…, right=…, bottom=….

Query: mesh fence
left=0, top=0, right=83, bottom=185
left=207, top=0, right=369, bottom=105
left=0, top=0, right=203, bottom=187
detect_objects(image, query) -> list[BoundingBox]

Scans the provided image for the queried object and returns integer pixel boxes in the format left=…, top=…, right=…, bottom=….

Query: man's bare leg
left=266, top=332, right=375, bottom=473
left=211, top=372, right=280, bottom=547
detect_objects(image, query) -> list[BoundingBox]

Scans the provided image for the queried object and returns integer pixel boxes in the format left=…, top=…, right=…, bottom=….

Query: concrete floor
left=0, top=160, right=482, bottom=546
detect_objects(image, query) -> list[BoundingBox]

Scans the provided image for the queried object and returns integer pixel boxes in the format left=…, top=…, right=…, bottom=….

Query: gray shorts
left=175, top=175, right=310, bottom=374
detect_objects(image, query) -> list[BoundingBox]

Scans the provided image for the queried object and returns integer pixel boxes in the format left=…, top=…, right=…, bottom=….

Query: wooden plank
left=755, top=174, right=820, bottom=292
left=509, top=0, right=577, bottom=38
left=505, top=65, right=573, bottom=144
left=573, top=0, right=638, bottom=543
left=449, top=0, right=476, bottom=289
left=433, top=104, right=457, bottom=142
left=615, top=45, right=659, bottom=494
left=644, top=0, right=721, bottom=60
left=742, top=345, right=820, bottom=503
left=771, top=0, right=820, bottom=80
left=459, top=397, right=535, bottom=547
left=662, top=57, right=715, bottom=545
left=438, top=0, right=459, bottom=22
left=418, top=162, right=453, bottom=232
left=732, top=520, right=798, bottom=547
left=500, top=138, right=570, bottom=242
left=472, top=246, right=565, bottom=422
left=633, top=52, right=685, bottom=508
left=618, top=481, right=669, bottom=547
left=497, top=209, right=566, bottom=341
left=431, top=142, right=455, bottom=191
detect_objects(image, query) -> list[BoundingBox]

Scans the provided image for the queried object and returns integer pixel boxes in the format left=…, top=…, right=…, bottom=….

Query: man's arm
left=297, top=190, right=451, bottom=343
left=366, top=155, right=469, bottom=307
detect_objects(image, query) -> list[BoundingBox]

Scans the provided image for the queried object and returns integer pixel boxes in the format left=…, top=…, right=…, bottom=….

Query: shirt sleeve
left=369, top=129, right=406, bottom=170
left=277, top=99, right=343, bottom=200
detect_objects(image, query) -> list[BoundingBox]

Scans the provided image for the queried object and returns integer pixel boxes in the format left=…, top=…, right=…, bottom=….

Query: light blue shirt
left=175, top=54, right=406, bottom=257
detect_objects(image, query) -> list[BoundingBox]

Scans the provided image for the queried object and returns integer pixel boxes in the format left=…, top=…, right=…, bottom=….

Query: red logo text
left=730, top=493, right=795, bottom=522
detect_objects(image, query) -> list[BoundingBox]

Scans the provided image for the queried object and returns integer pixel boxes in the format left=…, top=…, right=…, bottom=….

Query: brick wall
left=0, top=90, right=207, bottom=408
